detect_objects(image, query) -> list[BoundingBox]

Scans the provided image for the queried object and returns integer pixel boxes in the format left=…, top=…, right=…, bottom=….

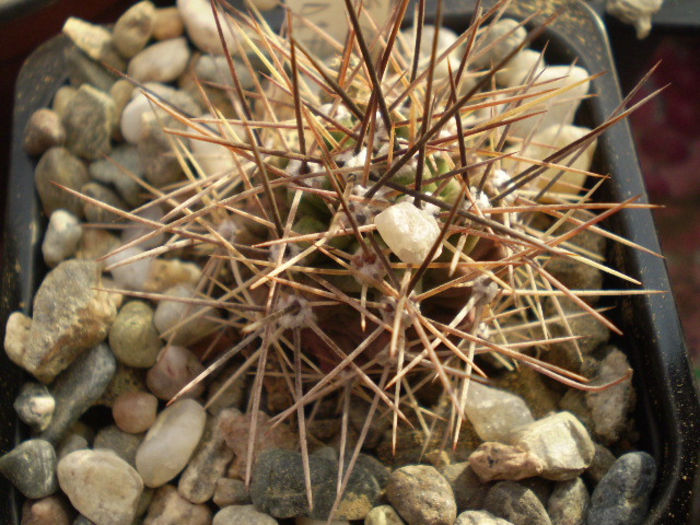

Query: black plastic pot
left=1, top=1, right=697, bottom=523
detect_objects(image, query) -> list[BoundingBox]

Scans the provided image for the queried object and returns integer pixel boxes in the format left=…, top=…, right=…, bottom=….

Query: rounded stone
left=146, top=345, right=206, bottom=400
left=41, top=209, right=82, bottom=267
left=135, top=398, right=207, bottom=487
left=13, top=382, right=55, bottom=431
left=0, top=439, right=57, bottom=499
left=153, top=7, right=185, bottom=40
left=143, top=484, right=212, bottom=524
left=213, top=478, right=251, bottom=507
left=364, top=504, right=405, bottom=525
left=34, top=147, right=90, bottom=217
left=587, top=452, right=656, bottom=525
left=62, top=84, right=115, bottom=160
left=385, top=465, right=457, bottom=525
left=113, top=1, right=156, bottom=58
left=24, top=108, right=66, bottom=156
left=456, top=510, right=515, bottom=525
left=94, top=425, right=143, bottom=466
left=109, top=300, right=162, bottom=368
left=113, top=390, right=159, bottom=434
left=214, top=505, right=278, bottom=525
left=483, top=481, right=551, bottom=525
left=153, top=284, right=220, bottom=346
left=57, top=449, right=143, bottom=525
left=128, top=37, right=190, bottom=83
left=81, top=181, right=126, bottom=224
left=547, top=477, right=589, bottom=525
left=20, top=495, right=73, bottom=525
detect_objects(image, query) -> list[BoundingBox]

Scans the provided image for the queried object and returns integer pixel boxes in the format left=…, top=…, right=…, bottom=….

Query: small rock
left=548, top=477, right=589, bottom=525
left=94, top=425, right=143, bottom=466
left=34, top=147, right=90, bottom=217
left=89, top=144, right=144, bottom=206
left=75, top=228, right=121, bottom=261
left=57, top=449, right=143, bottom=525
left=104, top=246, right=153, bottom=291
left=364, top=504, right=405, bottom=525
left=177, top=0, right=237, bottom=54
left=64, top=40, right=119, bottom=92
left=41, top=209, right=82, bottom=267
left=206, top=363, right=247, bottom=414
left=97, top=363, right=148, bottom=407
left=220, top=410, right=298, bottom=480
left=138, top=111, right=186, bottom=187
left=464, top=381, right=534, bottom=442
left=52, top=85, right=78, bottom=118
left=109, top=300, right=162, bottom=368
left=496, top=48, right=545, bottom=87
left=142, top=258, right=203, bottom=293
left=39, top=343, right=117, bottom=444
left=400, top=25, right=463, bottom=81
left=483, top=481, right=551, bottom=525
left=585, top=347, right=635, bottom=444
left=113, top=1, right=156, bottom=58
left=135, top=399, right=207, bottom=487
left=385, top=464, right=457, bottom=525
left=20, top=495, right=73, bottom=525
left=0, top=439, right=57, bottom=499
left=153, top=7, right=185, bottom=40
left=109, top=79, right=135, bottom=140
left=508, top=412, right=595, bottom=481
left=587, top=452, right=656, bottom=525
left=113, top=390, right=159, bottom=434
left=153, top=284, right=221, bottom=346
left=251, top=448, right=381, bottom=520
left=585, top=443, right=616, bottom=484
left=455, top=510, right=514, bottom=525
left=81, top=181, right=125, bottom=223
left=13, top=382, right=55, bottom=431
left=469, top=442, right=545, bottom=482
left=62, top=17, right=125, bottom=71
left=296, top=519, right=349, bottom=525
left=214, top=505, right=278, bottom=525
left=213, top=478, right=250, bottom=507
left=56, top=432, right=89, bottom=461
left=62, top=84, right=115, bottom=160
left=473, top=18, right=527, bottom=68
left=24, top=108, right=66, bottom=156
left=143, top=484, right=212, bottom=525
left=375, top=201, right=442, bottom=264
left=439, top=462, right=489, bottom=512
left=178, top=412, right=235, bottom=503
left=146, top=345, right=206, bottom=400
left=128, top=37, right=190, bottom=83
left=120, top=204, right=166, bottom=248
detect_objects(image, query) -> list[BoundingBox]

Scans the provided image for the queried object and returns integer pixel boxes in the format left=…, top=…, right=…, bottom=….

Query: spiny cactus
left=80, top=0, right=660, bottom=515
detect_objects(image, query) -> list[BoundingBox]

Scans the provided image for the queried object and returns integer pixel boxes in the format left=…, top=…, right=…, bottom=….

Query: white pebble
left=104, top=246, right=153, bottom=290
left=153, top=284, right=219, bottom=345
left=189, top=113, right=239, bottom=176
left=375, top=201, right=443, bottom=265
left=495, top=48, right=546, bottom=87
left=41, top=209, right=82, bottom=267
left=120, top=204, right=165, bottom=249
left=177, top=0, right=237, bottom=55
left=135, top=399, right=207, bottom=487
left=473, top=18, right=527, bottom=68
left=464, top=381, right=534, bottom=442
left=127, top=37, right=190, bottom=83
left=120, top=83, right=173, bottom=143
left=57, top=449, right=143, bottom=525
left=502, top=124, right=596, bottom=197
left=401, top=25, right=463, bottom=81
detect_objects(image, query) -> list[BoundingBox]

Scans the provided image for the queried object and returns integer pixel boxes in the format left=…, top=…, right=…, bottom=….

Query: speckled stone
left=34, top=147, right=90, bottom=217
left=39, top=343, right=117, bottom=444
left=24, top=108, right=66, bottom=156
left=13, top=382, right=55, bottom=431
left=469, top=442, right=545, bottom=482
left=483, top=481, right=551, bottom=525
left=439, top=462, right=490, bottom=512
left=109, top=300, right=162, bottom=368
left=113, top=1, right=156, bottom=58
left=94, top=425, right=143, bottom=466
left=455, top=510, right=514, bottom=525
left=364, top=504, right=405, bottom=525
left=385, top=465, right=457, bottom=525
left=587, top=452, right=656, bottom=525
left=62, top=84, right=115, bottom=160
left=143, top=484, right=212, bottom=525
left=213, top=478, right=251, bottom=507
left=547, top=477, right=589, bottom=525
left=80, top=181, right=126, bottom=224
left=214, top=505, right=279, bottom=525
left=0, top=439, right=57, bottom=499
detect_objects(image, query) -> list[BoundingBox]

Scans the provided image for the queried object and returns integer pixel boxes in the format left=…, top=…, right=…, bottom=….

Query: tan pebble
left=152, top=7, right=184, bottom=40
left=23, top=108, right=65, bottom=156
left=113, top=391, right=159, bottom=434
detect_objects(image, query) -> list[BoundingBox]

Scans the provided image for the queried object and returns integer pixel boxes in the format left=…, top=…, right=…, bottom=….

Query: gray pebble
left=109, top=300, right=162, bottom=368
left=585, top=444, right=616, bottom=485
left=89, top=144, right=144, bottom=206
left=24, top=108, right=66, bottom=156
left=42, top=209, right=82, bottom=267
left=0, top=439, right=57, bottom=499
left=63, top=41, right=119, bottom=92
left=483, top=481, right=552, bottom=525
left=214, top=504, right=279, bottom=525
left=455, top=510, right=514, bottom=525
left=34, top=147, right=90, bottom=217
left=62, top=84, right=115, bottom=160
left=251, top=448, right=381, bottom=520
left=81, top=181, right=125, bottom=224
left=57, top=432, right=89, bottom=461
left=178, top=412, right=234, bottom=504
left=213, top=477, right=251, bottom=507
left=13, top=382, right=55, bottom=431
left=587, top=452, right=656, bottom=525
left=113, top=1, right=156, bottom=58
left=548, top=477, right=589, bottom=525
left=94, top=424, right=143, bottom=466
left=439, top=461, right=490, bottom=512
left=386, top=464, right=457, bottom=525
left=40, top=343, right=117, bottom=444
